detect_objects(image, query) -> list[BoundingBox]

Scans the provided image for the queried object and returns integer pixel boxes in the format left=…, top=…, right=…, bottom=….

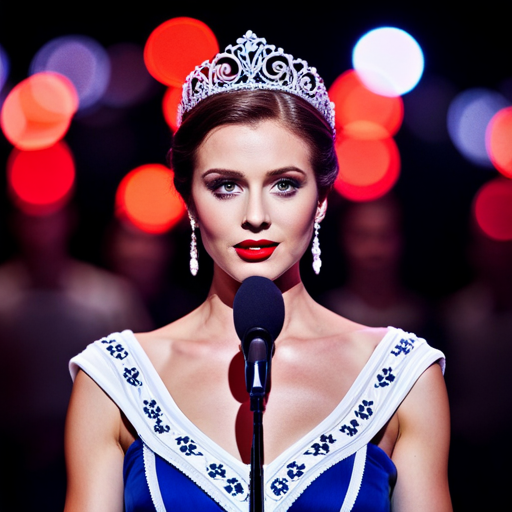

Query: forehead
left=195, top=120, right=312, bottom=173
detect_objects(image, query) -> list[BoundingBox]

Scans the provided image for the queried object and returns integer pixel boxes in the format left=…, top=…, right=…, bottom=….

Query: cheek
left=193, top=196, right=239, bottom=252
left=278, top=200, right=317, bottom=247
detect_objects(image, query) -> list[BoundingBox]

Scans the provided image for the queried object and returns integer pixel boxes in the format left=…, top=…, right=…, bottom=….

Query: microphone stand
left=250, top=382, right=265, bottom=512
left=245, top=336, right=271, bottom=512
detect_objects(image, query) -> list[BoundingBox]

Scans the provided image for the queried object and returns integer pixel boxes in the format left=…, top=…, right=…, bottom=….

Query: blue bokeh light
left=447, top=88, right=509, bottom=168
left=30, top=35, right=111, bottom=111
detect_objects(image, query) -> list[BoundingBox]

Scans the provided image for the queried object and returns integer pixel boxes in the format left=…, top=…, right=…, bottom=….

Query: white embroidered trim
left=340, top=445, right=366, bottom=512
left=143, top=442, right=167, bottom=512
left=69, top=328, right=444, bottom=512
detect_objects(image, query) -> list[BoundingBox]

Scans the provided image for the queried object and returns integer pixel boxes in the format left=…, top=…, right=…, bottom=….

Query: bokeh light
left=352, top=27, right=424, bottom=97
left=329, top=70, right=403, bottom=139
left=474, top=177, right=512, bottom=241
left=7, top=141, right=75, bottom=215
left=334, top=136, right=401, bottom=201
left=162, top=86, right=182, bottom=132
left=486, top=106, right=512, bottom=178
left=144, top=17, right=219, bottom=87
left=447, top=88, right=509, bottom=167
left=30, top=35, right=110, bottom=110
left=103, top=43, right=156, bottom=108
left=0, top=44, right=9, bottom=93
left=116, top=164, right=186, bottom=234
left=1, top=72, right=79, bottom=150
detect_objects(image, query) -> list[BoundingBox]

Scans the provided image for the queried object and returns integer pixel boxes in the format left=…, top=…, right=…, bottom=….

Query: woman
left=64, top=31, right=452, bottom=511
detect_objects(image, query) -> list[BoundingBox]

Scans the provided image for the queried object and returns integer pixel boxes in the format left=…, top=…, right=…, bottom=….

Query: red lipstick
left=234, top=239, right=279, bottom=262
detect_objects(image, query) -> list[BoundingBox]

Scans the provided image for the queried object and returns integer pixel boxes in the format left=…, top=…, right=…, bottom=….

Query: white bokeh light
left=353, top=27, right=424, bottom=97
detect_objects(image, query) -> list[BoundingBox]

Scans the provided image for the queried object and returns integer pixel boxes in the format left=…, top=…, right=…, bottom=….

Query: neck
left=200, top=262, right=314, bottom=341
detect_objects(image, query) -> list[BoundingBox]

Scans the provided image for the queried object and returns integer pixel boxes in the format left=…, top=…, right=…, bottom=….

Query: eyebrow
left=201, top=166, right=307, bottom=179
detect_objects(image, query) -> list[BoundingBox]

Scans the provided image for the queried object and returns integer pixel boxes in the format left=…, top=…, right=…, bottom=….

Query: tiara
left=177, top=30, right=335, bottom=131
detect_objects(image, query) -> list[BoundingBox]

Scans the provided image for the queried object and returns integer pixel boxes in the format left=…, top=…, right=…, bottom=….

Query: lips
left=234, top=239, right=279, bottom=262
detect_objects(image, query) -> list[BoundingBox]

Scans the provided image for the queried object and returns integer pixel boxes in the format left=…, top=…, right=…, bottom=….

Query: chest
left=146, top=341, right=396, bottom=464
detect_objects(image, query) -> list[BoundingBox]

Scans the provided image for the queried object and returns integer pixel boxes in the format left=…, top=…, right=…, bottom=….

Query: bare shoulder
left=67, top=369, right=121, bottom=439
left=352, top=325, right=390, bottom=349
left=301, top=301, right=392, bottom=367
left=65, top=370, right=125, bottom=511
left=391, top=361, right=452, bottom=511
left=316, top=301, right=389, bottom=342
left=131, top=307, right=204, bottom=372
left=398, top=361, right=448, bottom=425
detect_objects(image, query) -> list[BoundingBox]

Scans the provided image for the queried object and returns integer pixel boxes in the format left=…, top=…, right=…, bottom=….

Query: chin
left=221, top=259, right=299, bottom=286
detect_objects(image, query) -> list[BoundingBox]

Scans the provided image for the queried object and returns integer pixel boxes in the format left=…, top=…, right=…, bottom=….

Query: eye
left=220, top=182, right=237, bottom=193
left=205, top=178, right=242, bottom=199
left=272, top=178, right=300, bottom=196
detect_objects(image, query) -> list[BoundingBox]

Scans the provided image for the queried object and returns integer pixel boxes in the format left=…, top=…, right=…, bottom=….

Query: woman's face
left=191, top=120, right=326, bottom=284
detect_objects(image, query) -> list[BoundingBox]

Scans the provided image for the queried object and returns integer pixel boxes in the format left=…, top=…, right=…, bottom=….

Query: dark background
left=1, top=2, right=511, bottom=510
left=0, top=2, right=509, bottom=298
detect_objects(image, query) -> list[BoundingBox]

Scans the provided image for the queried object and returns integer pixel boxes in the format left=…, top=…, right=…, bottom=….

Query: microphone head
left=233, top=276, right=285, bottom=346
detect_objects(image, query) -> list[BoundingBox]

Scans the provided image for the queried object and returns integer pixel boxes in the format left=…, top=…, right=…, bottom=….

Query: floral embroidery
left=143, top=399, right=170, bottom=434
left=103, top=341, right=129, bottom=360
left=224, top=478, right=244, bottom=496
left=340, top=398, right=376, bottom=437
left=391, top=338, right=415, bottom=357
left=176, top=436, right=203, bottom=456
left=340, top=419, right=359, bottom=437
left=271, top=478, right=289, bottom=496
left=208, top=463, right=227, bottom=479
left=123, top=367, right=142, bottom=386
left=304, top=434, right=336, bottom=456
left=375, top=367, right=396, bottom=388
left=92, top=329, right=424, bottom=504
left=286, top=461, right=306, bottom=480
left=354, top=400, right=374, bottom=420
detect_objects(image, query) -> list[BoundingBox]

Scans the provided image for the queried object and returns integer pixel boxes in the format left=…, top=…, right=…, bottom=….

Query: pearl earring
left=312, top=221, right=321, bottom=275
left=189, top=214, right=198, bottom=276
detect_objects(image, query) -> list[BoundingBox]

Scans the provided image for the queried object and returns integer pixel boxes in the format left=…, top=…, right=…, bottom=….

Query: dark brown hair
left=169, top=89, right=338, bottom=205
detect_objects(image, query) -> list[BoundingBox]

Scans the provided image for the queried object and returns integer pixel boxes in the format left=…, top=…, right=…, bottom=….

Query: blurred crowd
left=0, top=191, right=510, bottom=511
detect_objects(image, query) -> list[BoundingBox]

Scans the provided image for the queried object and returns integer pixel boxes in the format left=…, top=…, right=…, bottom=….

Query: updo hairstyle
left=169, top=90, right=338, bottom=206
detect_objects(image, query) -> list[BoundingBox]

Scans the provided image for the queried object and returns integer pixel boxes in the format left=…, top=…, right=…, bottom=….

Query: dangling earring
left=312, top=221, right=321, bottom=275
left=189, top=214, right=199, bottom=276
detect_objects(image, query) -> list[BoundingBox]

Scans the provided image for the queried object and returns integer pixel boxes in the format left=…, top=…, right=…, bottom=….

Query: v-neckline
left=124, top=327, right=396, bottom=473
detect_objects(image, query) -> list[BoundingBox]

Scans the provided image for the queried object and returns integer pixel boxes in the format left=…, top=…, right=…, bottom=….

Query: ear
left=315, top=197, right=328, bottom=223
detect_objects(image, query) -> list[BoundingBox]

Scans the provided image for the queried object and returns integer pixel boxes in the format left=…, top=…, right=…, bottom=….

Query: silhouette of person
left=321, top=194, right=430, bottom=336
left=0, top=206, right=152, bottom=512
left=103, top=219, right=203, bottom=328
left=440, top=219, right=512, bottom=510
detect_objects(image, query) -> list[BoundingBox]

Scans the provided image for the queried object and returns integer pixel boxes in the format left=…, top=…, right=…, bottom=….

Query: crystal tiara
left=177, top=30, right=335, bottom=131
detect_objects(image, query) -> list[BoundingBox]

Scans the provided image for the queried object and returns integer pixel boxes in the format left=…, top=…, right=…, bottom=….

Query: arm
left=64, top=369, right=125, bottom=512
left=391, top=362, right=453, bottom=512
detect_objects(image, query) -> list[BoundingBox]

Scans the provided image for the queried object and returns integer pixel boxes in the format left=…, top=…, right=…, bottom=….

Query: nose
left=242, top=190, right=270, bottom=232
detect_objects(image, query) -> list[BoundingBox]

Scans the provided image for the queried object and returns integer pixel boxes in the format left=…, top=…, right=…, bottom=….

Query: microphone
left=233, top=276, right=285, bottom=408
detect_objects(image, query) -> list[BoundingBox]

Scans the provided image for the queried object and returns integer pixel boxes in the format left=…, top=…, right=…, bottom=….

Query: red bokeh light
left=144, top=17, right=219, bottom=87
left=7, top=141, right=75, bottom=215
left=334, top=136, right=400, bottom=201
left=487, top=106, right=512, bottom=179
left=329, top=70, right=403, bottom=139
left=116, top=164, right=186, bottom=234
left=474, top=177, right=512, bottom=241
left=162, top=86, right=182, bottom=132
left=1, top=72, right=78, bottom=150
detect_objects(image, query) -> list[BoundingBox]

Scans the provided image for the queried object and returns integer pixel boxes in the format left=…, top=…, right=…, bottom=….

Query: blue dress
left=69, top=327, right=444, bottom=511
